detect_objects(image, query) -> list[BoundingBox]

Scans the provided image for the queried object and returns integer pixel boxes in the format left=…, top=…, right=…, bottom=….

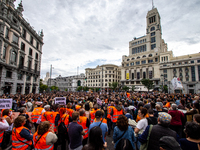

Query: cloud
left=14, top=0, right=200, bottom=79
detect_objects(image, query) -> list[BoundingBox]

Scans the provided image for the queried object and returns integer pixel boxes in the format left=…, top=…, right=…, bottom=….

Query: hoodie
left=110, top=105, right=123, bottom=116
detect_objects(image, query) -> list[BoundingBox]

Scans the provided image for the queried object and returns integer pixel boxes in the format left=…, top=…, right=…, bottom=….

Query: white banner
left=171, top=77, right=183, bottom=90
left=97, top=98, right=102, bottom=106
left=55, top=97, right=66, bottom=105
left=0, top=99, right=12, bottom=109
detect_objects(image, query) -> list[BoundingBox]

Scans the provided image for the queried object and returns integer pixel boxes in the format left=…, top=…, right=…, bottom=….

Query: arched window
left=127, top=59, right=130, bottom=61
left=142, top=55, right=146, bottom=58
left=77, top=80, right=81, bottom=86
left=131, top=58, right=135, bottom=60
left=149, top=54, right=153, bottom=57
left=137, top=56, right=140, bottom=59
left=150, top=26, right=155, bottom=31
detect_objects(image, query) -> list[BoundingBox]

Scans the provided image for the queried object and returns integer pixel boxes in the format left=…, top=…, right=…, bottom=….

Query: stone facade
left=121, top=8, right=167, bottom=91
left=160, top=53, right=200, bottom=94
left=0, top=0, right=43, bottom=94
left=85, top=64, right=121, bottom=90
left=47, top=74, right=85, bottom=92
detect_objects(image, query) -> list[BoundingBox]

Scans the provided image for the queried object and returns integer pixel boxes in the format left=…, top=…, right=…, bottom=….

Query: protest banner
left=0, top=99, right=12, bottom=110
left=55, top=97, right=66, bottom=105
left=97, top=98, right=102, bottom=106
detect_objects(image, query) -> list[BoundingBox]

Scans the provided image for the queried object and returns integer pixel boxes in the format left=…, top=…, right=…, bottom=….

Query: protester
left=0, top=114, right=9, bottom=150
left=68, top=111, right=85, bottom=150
left=19, top=107, right=33, bottom=130
left=82, top=126, right=107, bottom=150
left=159, top=136, right=182, bottom=150
left=113, top=115, right=135, bottom=150
left=147, top=109, right=157, bottom=125
left=12, top=116, right=33, bottom=150
left=139, top=112, right=177, bottom=150
left=33, top=121, right=57, bottom=150
left=180, top=122, right=200, bottom=150
left=89, top=110, right=108, bottom=143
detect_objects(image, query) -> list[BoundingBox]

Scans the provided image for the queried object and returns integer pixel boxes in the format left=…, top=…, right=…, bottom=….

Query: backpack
left=116, top=138, right=134, bottom=150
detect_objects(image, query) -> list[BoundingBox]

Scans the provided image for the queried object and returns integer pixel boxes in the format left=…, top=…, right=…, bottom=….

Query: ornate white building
left=0, top=0, right=43, bottom=94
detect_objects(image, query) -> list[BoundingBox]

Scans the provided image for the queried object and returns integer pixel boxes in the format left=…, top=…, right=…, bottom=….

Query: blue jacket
left=113, top=126, right=135, bottom=149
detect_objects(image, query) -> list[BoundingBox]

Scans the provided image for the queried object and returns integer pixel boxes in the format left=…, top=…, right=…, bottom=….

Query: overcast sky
left=14, top=0, right=200, bottom=79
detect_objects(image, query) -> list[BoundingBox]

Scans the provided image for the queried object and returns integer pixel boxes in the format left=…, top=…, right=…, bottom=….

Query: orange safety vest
left=12, top=126, right=32, bottom=150
left=52, top=112, right=60, bottom=132
left=41, top=111, right=53, bottom=122
left=111, top=107, right=123, bottom=123
left=3, top=115, right=8, bottom=119
left=136, top=114, right=149, bottom=122
left=75, top=105, right=81, bottom=111
left=31, top=107, right=43, bottom=123
left=107, top=106, right=114, bottom=119
left=33, top=131, right=54, bottom=150
left=78, top=116, right=88, bottom=139
left=94, top=118, right=107, bottom=124
left=62, top=114, right=70, bottom=129
left=0, top=120, right=4, bottom=144
left=90, top=109, right=98, bottom=123
left=66, top=108, right=74, bottom=117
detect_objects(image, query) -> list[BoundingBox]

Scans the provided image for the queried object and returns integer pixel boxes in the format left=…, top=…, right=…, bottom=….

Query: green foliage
left=122, top=86, right=130, bottom=91
left=90, top=88, right=94, bottom=91
left=108, top=82, right=118, bottom=91
left=39, top=79, right=48, bottom=93
left=51, top=86, right=59, bottom=91
left=141, top=78, right=154, bottom=92
left=65, top=88, right=68, bottom=91
left=83, top=86, right=89, bottom=91
left=159, top=85, right=168, bottom=93
left=132, top=85, right=135, bottom=91
left=76, top=86, right=83, bottom=91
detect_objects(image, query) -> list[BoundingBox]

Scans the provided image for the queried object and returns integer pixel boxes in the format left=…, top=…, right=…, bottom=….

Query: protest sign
left=97, top=98, right=102, bottom=106
left=0, top=99, right=12, bottom=109
left=55, top=97, right=66, bottom=105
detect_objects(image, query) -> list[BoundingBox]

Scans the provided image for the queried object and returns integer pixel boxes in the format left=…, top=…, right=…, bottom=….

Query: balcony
left=18, top=65, right=40, bottom=75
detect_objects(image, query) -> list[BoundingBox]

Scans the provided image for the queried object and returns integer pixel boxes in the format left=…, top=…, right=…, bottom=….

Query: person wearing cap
left=138, top=112, right=177, bottom=150
left=89, top=110, right=108, bottom=143
left=159, top=136, right=182, bottom=150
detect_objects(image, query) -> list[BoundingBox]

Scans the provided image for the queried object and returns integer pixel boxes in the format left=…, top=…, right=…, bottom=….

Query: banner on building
left=55, top=97, right=66, bottom=105
left=171, top=77, right=183, bottom=90
left=0, top=99, right=12, bottom=110
left=126, top=73, right=129, bottom=80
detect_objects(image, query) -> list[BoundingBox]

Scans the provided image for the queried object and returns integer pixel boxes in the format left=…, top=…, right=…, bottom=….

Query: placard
left=54, top=97, right=66, bottom=105
left=97, top=98, right=102, bottom=106
left=0, top=99, right=12, bottom=109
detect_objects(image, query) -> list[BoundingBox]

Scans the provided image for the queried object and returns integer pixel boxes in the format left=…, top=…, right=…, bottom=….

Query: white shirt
left=0, top=119, right=9, bottom=130
left=136, top=118, right=148, bottom=134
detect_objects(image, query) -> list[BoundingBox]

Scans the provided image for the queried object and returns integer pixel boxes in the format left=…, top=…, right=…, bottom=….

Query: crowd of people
left=0, top=91, right=200, bottom=150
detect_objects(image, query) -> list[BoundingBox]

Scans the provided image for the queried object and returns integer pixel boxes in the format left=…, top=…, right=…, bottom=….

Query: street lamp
left=49, top=64, right=54, bottom=91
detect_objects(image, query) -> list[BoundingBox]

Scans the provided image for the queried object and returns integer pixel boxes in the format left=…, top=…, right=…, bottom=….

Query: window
left=150, top=26, right=155, bottom=31
left=6, top=71, right=12, bottom=78
left=109, top=71, right=111, bottom=73
left=109, top=75, right=111, bottom=78
left=142, top=60, right=146, bottom=64
left=155, top=58, right=158, bottom=62
left=163, top=69, right=167, bottom=73
left=127, top=59, right=129, bottom=61
left=12, top=34, right=19, bottom=44
left=132, top=45, right=146, bottom=54
left=185, top=62, right=188, bottom=64
left=198, top=66, right=200, bottom=81
left=105, top=71, right=107, bottom=73
left=151, top=37, right=156, bottom=43
left=137, top=56, right=140, bottom=59
left=198, top=60, right=200, bottom=63
left=21, top=42, right=25, bottom=51
left=30, top=36, right=33, bottom=44
left=3, top=46, right=6, bottom=59
left=191, top=60, right=194, bottom=64
left=132, top=73, right=134, bottom=79
left=148, top=59, right=153, bottom=63
left=26, top=75, right=31, bottom=81
left=151, top=32, right=155, bottom=36
left=164, top=74, right=167, bottom=78
left=29, top=48, right=32, bottom=56
left=149, top=16, right=156, bottom=24
left=34, top=63, right=37, bottom=72
left=11, top=51, right=17, bottom=63
left=5, top=27, right=9, bottom=39
left=136, top=61, right=140, bottom=65
left=131, top=58, right=135, bottom=60
left=22, top=28, right=26, bottom=39
left=151, top=44, right=156, bottom=50
left=142, top=55, right=146, bottom=58
left=130, top=62, right=134, bottom=66
left=143, top=72, right=146, bottom=78
left=18, top=74, right=23, bottom=80
left=137, top=72, right=140, bottom=79
left=35, top=53, right=38, bottom=60
left=34, top=77, right=37, bottom=82
left=191, top=66, right=196, bottom=81
left=126, top=63, right=129, bottom=66
left=149, top=71, right=152, bottom=79
left=36, top=42, right=39, bottom=50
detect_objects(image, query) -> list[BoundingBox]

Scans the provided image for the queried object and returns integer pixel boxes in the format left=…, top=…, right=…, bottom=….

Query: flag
left=171, top=77, right=183, bottom=90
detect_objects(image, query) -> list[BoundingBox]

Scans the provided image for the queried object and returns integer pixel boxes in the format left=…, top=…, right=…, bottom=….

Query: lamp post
left=161, top=74, right=164, bottom=92
left=49, top=64, right=54, bottom=92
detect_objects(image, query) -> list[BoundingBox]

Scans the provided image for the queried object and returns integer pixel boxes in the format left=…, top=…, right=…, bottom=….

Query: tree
left=109, top=82, right=118, bottom=91
left=122, top=86, right=129, bottom=91
left=132, top=85, right=135, bottom=92
left=83, top=86, right=89, bottom=91
left=76, top=86, right=83, bottom=91
left=51, top=86, right=59, bottom=91
left=65, top=88, right=68, bottom=91
left=39, top=79, right=48, bottom=93
left=159, top=85, right=168, bottom=93
left=141, top=78, right=154, bottom=92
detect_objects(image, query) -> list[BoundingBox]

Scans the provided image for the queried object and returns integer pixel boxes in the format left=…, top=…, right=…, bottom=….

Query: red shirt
left=168, top=110, right=184, bottom=126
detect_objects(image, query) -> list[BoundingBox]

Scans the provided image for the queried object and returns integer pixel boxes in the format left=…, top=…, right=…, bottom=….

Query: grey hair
left=171, top=104, right=177, bottom=110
